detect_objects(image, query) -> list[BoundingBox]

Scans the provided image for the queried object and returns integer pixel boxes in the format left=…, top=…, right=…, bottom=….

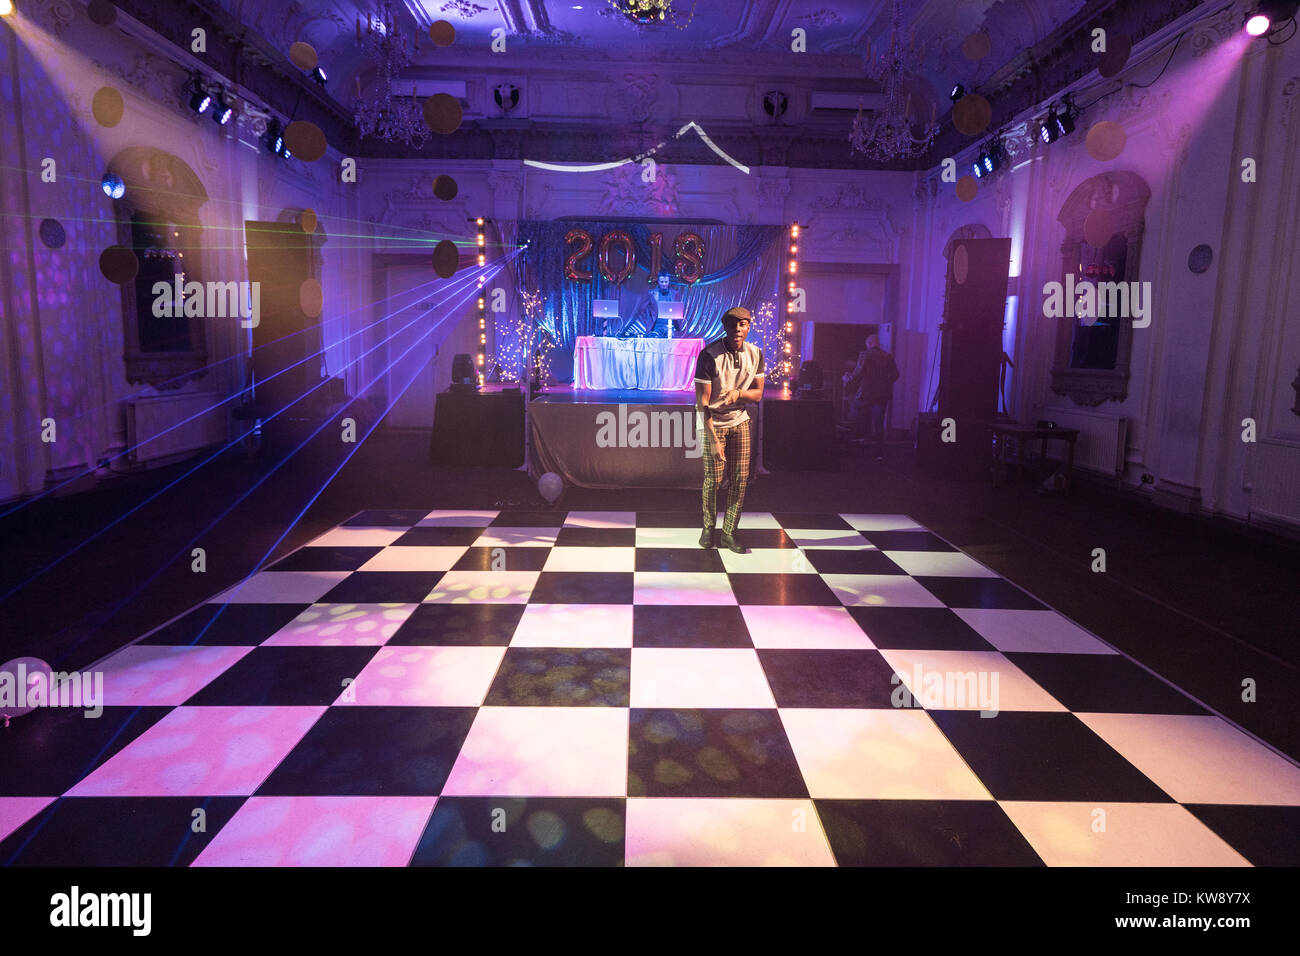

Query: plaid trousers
left=702, top=417, right=752, bottom=536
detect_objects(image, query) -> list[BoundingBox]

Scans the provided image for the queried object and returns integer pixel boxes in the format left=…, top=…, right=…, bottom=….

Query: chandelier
left=602, top=0, right=695, bottom=29
left=848, top=0, right=939, bottom=161
left=609, top=0, right=671, bottom=23
left=353, top=2, right=430, bottom=149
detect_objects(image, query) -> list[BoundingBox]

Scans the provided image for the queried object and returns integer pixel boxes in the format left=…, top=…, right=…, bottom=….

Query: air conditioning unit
left=809, top=91, right=887, bottom=114
left=411, top=80, right=468, bottom=98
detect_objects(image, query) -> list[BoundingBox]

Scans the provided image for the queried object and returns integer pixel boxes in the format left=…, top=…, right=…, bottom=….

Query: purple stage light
left=1245, top=13, right=1271, bottom=34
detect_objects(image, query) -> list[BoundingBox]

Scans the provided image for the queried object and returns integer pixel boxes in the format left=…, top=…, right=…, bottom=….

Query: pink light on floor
left=1245, top=14, right=1271, bottom=35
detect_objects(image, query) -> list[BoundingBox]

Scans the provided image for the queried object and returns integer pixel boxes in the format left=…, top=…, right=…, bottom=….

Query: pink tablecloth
left=573, top=336, right=704, bottom=390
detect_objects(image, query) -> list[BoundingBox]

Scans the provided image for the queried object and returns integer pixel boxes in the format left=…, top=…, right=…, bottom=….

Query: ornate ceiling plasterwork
left=94, top=0, right=1212, bottom=174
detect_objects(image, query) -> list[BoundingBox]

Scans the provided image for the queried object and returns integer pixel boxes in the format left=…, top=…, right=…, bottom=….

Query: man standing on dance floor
left=694, top=306, right=764, bottom=554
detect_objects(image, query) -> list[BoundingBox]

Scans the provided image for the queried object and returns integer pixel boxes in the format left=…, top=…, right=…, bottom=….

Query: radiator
left=1035, top=406, right=1127, bottom=476
left=1251, top=440, right=1300, bottom=528
left=124, top=392, right=227, bottom=466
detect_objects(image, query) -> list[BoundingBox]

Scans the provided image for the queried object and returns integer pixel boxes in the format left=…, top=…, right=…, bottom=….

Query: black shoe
left=699, top=528, right=715, bottom=549
left=719, top=533, right=750, bottom=554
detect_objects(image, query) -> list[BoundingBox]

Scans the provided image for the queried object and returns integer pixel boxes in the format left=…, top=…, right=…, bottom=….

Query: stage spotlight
left=1040, top=112, right=1059, bottom=144
left=973, top=140, right=1002, bottom=178
left=186, top=73, right=210, bottom=114
left=1054, top=109, right=1076, bottom=139
left=1245, top=0, right=1299, bottom=35
left=100, top=172, right=125, bottom=199
left=1040, top=105, right=1076, bottom=144
left=0, top=1, right=13, bottom=17
left=264, top=119, right=285, bottom=155
left=950, top=83, right=965, bottom=101
left=311, top=66, right=327, bottom=85
left=212, top=90, right=232, bottom=125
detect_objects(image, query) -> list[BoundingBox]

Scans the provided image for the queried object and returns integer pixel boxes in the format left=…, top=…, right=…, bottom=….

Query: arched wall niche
left=108, top=147, right=210, bottom=387
left=1049, top=170, right=1152, bottom=405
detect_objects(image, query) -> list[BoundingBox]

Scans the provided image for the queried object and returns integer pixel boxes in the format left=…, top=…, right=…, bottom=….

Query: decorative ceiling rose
left=849, top=0, right=940, bottom=162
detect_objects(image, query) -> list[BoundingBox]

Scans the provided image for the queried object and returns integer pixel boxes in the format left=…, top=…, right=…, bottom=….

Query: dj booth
left=573, top=336, right=704, bottom=391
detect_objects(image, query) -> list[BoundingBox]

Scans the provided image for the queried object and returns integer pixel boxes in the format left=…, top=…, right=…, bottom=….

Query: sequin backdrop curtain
left=513, top=221, right=783, bottom=383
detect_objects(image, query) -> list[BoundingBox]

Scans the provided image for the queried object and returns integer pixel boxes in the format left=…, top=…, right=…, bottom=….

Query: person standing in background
left=844, top=329, right=899, bottom=461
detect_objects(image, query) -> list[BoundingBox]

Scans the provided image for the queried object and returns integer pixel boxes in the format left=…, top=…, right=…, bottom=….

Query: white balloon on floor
left=0, top=657, right=52, bottom=726
left=538, top=472, right=564, bottom=504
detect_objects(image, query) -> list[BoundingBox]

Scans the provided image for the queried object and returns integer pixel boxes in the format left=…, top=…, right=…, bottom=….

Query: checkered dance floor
left=3, top=510, right=1298, bottom=866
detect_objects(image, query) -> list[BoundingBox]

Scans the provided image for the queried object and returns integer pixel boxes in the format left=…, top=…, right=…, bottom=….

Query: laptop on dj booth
left=592, top=299, right=621, bottom=336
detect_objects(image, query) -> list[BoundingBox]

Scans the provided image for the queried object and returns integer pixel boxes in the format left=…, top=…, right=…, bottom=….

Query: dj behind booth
left=573, top=276, right=701, bottom=391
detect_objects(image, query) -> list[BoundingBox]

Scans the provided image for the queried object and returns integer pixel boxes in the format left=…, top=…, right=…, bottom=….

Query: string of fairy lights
left=475, top=216, right=487, bottom=385
left=782, top=221, right=800, bottom=392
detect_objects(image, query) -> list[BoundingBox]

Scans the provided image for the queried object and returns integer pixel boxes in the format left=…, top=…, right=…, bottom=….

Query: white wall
left=900, top=3, right=1300, bottom=527
left=0, top=6, right=357, bottom=498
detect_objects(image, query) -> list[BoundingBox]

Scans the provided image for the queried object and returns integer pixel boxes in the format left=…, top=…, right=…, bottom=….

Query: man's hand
left=720, top=388, right=740, bottom=405
left=714, top=437, right=726, bottom=462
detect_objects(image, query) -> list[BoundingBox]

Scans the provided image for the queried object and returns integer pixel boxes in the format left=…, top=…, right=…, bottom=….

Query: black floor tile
left=728, top=573, right=840, bottom=606
left=319, top=571, right=444, bottom=604
left=732, top=529, right=797, bottom=549
left=1, top=796, right=246, bottom=866
left=139, top=604, right=310, bottom=646
left=915, top=577, right=1047, bottom=610
left=266, top=547, right=383, bottom=572
left=255, top=706, right=477, bottom=796
left=627, top=708, right=806, bottom=798
left=343, top=510, right=428, bottom=527
left=805, top=549, right=907, bottom=575
left=861, top=531, right=957, bottom=552
left=554, top=527, right=637, bottom=547
left=528, top=571, right=634, bottom=605
left=452, top=547, right=550, bottom=572
left=184, top=647, right=378, bottom=706
left=815, top=799, right=1045, bottom=866
left=636, top=511, right=704, bottom=528
left=1005, top=653, right=1210, bottom=715
left=1182, top=804, right=1300, bottom=866
left=848, top=607, right=997, bottom=650
left=387, top=604, right=525, bottom=645
left=491, top=511, right=567, bottom=527
left=0, top=706, right=171, bottom=796
left=635, top=548, right=726, bottom=573
left=484, top=648, right=630, bottom=706
left=758, top=649, right=899, bottom=707
left=391, top=527, right=484, bottom=547
left=633, top=606, right=751, bottom=647
left=771, top=513, right=855, bottom=530
left=410, top=797, right=625, bottom=866
left=929, top=711, right=1175, bottom=802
